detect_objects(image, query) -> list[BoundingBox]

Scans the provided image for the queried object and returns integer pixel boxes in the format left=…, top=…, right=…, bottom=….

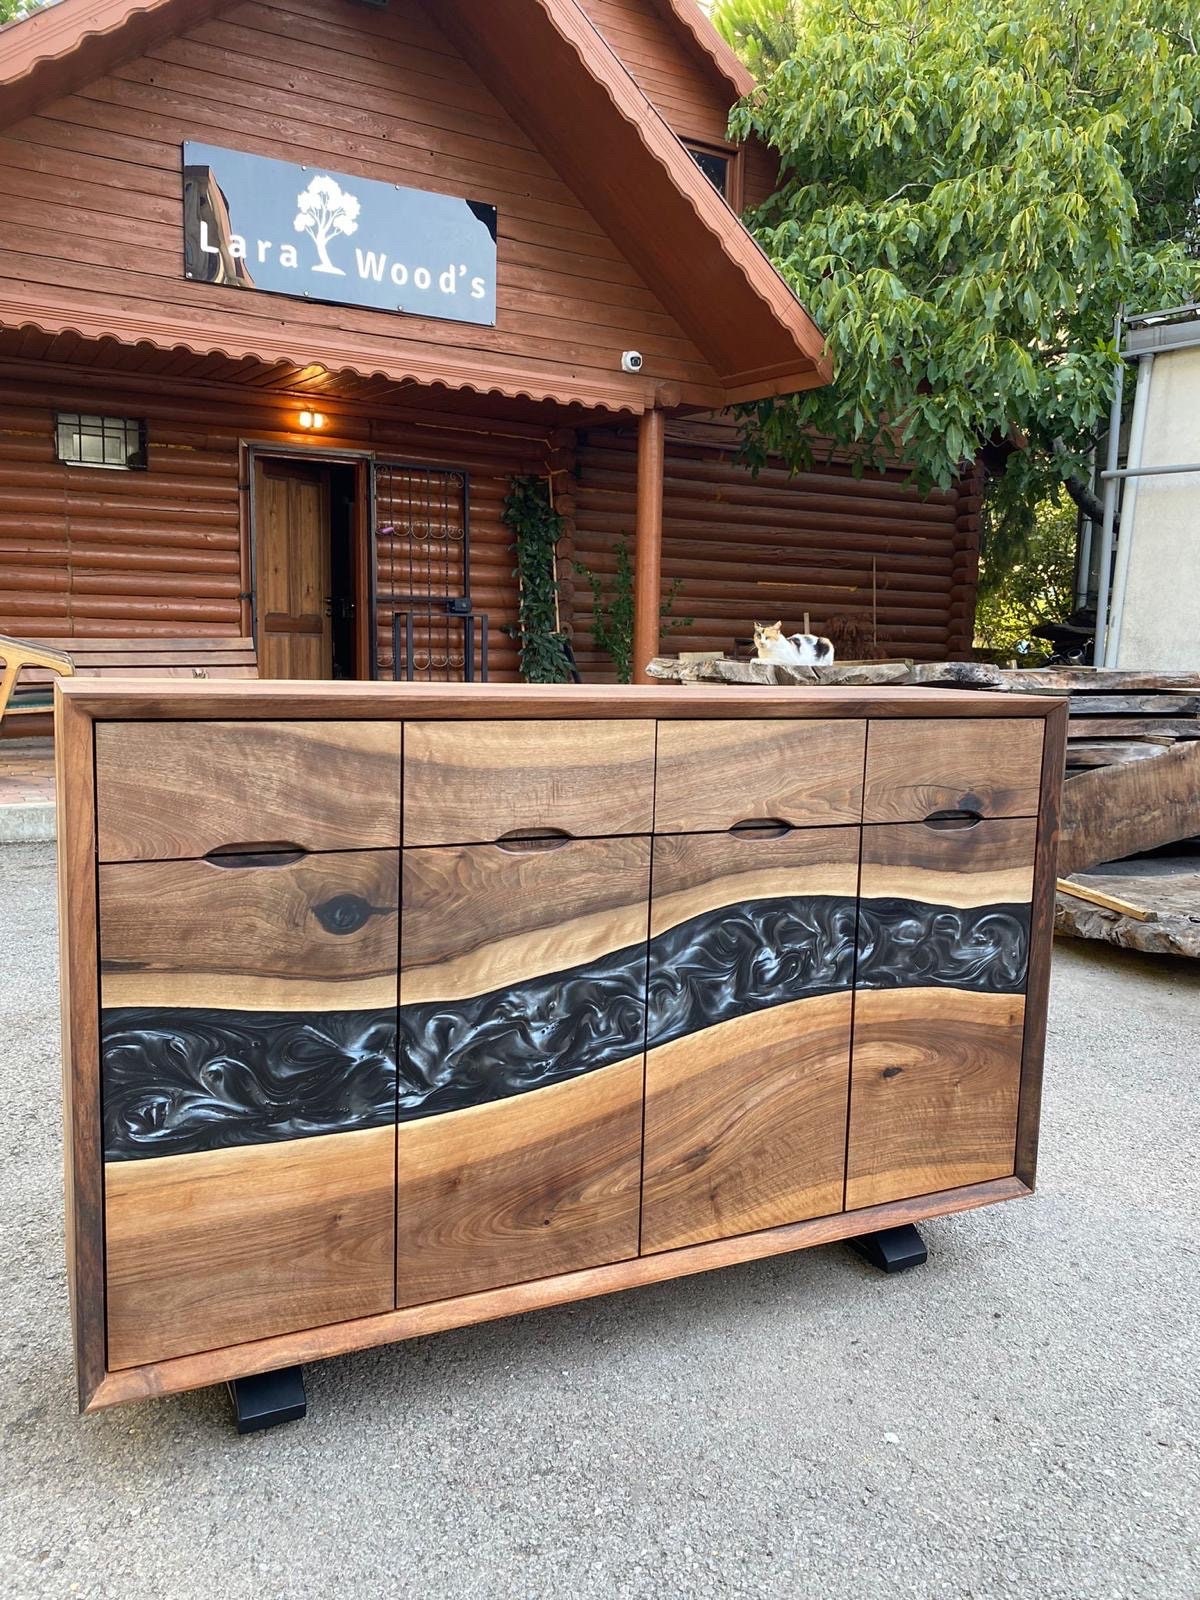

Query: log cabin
left=0, top=0, right=982, bottom=690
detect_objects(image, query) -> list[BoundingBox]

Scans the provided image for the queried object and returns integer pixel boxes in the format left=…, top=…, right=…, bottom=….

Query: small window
left=55, top=413, right=147, bottom=470
left=686, top=144, right=731, bottom=198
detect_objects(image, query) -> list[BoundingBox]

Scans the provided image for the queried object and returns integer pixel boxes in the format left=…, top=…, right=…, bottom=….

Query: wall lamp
left=298, top=410, right=326, bottom=430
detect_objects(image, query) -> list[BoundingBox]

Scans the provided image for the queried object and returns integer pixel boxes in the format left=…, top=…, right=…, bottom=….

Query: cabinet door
left=846, top=818, right=1036, bottom=1208
left=396, top=836, right=649, bottom=1306
left=641, top=827, right=860, bottom=1253
left=99, top=849, right=399, bottom=1368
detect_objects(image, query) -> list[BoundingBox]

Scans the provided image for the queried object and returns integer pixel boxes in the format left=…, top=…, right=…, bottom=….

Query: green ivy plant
left=502, top=475, right=572, bottom=683
left=576, top=537, right=692, bottom=684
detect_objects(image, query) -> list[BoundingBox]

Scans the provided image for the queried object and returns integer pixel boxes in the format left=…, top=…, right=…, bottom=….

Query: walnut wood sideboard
left=55, top=681, right=1066, bottom=1418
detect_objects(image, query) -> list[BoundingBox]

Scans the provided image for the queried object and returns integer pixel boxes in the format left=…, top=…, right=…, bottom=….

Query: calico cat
left=753, top=620, right=835, bottom=667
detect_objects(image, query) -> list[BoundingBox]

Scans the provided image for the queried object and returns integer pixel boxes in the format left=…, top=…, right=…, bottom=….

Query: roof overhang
left=0, top=0, right=829, bottom=408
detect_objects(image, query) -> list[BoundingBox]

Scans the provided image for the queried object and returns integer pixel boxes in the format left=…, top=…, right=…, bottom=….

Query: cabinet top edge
left=57, top=681, right=1065, bottom=721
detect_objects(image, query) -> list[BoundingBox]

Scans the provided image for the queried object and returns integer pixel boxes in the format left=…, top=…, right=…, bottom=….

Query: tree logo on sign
left=294, top=174, right=361, bottom=275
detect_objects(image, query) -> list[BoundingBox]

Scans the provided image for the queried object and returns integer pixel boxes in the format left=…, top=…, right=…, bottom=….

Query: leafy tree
left=974, top=489, right=1077, bottom=659
left=718, top=0, right=1200, bottom=556
left=710, top=0, right=800, bottom=77
left=0, top=0, right=46, bottom=24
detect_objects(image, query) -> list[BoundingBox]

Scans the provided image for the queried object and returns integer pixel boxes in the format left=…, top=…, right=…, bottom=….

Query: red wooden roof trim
left=0, top=299, right=660, bottom=415
left=649, top=0, right=756, bottom=101
left=498, top=0, right=829, bottom=391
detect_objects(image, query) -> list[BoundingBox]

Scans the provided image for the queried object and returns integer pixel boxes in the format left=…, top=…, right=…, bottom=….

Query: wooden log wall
left=0, top=368, right=542, bottom=679
left=570, top=418, right=982, bottom=673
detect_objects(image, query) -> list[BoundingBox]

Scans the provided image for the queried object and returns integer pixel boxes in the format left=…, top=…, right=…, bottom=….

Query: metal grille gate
left=372, top=462, right=488, bottom=681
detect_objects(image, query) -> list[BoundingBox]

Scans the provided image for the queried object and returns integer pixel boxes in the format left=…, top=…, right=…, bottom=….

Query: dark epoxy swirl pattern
left=102, top=894, right=1029, bottom=1160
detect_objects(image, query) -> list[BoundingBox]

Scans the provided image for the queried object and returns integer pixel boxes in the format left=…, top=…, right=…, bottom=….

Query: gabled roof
left=650, top=0, right=756, bottom=101
left=0, top=0, right=828, bottom=406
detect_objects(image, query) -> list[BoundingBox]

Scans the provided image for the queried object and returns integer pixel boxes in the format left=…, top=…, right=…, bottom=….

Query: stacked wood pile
left=648, top=656, right=1200, bottom=958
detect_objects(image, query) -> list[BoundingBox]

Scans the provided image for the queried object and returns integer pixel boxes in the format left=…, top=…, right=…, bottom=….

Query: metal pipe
left=1101, top=460, right=1200, bottom=480
left=1074, top=448, right=1095, bottom=609
left=1103, top=352, right=1154, bottom=667
left=1092, top=310, right=1126, bottom=665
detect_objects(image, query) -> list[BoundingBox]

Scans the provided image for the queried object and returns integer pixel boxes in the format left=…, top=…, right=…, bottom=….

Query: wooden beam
left=633, top=407, right=665, bottom=685
left=1057, top=737, right=1200, bottom=875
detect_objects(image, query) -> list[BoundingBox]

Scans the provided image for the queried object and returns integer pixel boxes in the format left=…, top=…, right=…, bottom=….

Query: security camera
left=620, top=350, right=644, bottom=374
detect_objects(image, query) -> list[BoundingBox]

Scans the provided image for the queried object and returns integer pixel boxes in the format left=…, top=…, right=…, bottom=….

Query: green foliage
left=502, top=475, right=572, bottom=683
left=0, top=0, right=45, bottom=23
left=974, top=489, right=1077, bottom=659
left=575, top=538, right=691, bottom=684
left=712, top=0, right=800, bottom=77
left=725, top=0, right=1200, bottom=516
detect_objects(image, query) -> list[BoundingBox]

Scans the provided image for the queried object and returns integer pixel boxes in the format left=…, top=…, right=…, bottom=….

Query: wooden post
left=633, top=407, right=665, bottom=684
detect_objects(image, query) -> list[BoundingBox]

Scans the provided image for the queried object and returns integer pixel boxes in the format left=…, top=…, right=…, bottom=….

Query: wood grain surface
left=845, top=988, right=1024, bottom=1208
left=653, top=718, right=865, bottom=832
left=89, top=1177, right=1032, bottom=1410
left=99, top=850, right=400, bottom=1010
left=401, top=836, right=650, bottom=1003
left=395, top=1061, right=643, bottom=1307
left=641, top=992, right=851, bottom=1253
left=649, top=825, right=860, bottom=934
left=1015, top=698, right=1067, bottom=1187
left=403, top=719, right=656, bottom=845
left=105, top=1127, right=395, bottom=1369
left=95, top=719, right=401, bottom=861
left=1056, top=734, right=1200, bottom=876
left=60, top=678, right=1056, bottom=724
left=863, top=717, right=1044, bottom=823
left=859, top=818, right=1037, bottom=909
left=54, top=688, right=107, bottom=1410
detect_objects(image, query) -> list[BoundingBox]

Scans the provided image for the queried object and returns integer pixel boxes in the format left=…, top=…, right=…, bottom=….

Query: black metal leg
left=227, top=1366, right=307, bottom=1434
left=847, top=1223, right=928, bottom=1274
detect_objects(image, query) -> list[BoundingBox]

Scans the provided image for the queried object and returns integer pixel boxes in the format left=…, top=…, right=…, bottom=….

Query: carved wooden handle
left=203, top=844, right=308, bottom=866
left=728, top=818, right=792, bottom=839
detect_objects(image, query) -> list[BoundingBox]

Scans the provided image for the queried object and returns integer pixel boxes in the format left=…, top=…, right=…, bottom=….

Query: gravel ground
left=1, top=839, right=1197, bottom=1600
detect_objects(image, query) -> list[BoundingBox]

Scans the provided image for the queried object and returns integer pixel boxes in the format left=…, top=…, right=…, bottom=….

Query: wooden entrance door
left=254, top=458, right=333, bottom=679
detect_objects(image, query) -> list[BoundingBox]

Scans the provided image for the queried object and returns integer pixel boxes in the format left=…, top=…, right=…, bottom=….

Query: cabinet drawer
left=99, top=848, right=399, bottom=1367
left=95, top=720, right=401, bottom=862
left=846, top=817, right=1034, bottom=1209
left=402, top=719, right=655, bottom=845
left=396, top=836, right=649, bottom=1304
left=862, top=717, right=1043, bottom=823
left=653, top=719, right=865, bottom=832
left=642, top=827, right=860, bottom=1252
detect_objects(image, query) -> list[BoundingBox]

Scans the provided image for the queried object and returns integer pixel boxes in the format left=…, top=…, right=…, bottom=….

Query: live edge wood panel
left=58, top=682, right=1065, bottom=1413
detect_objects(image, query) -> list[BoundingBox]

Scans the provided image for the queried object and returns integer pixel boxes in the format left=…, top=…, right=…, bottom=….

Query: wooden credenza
left=55, top=682, right=1066, bottom=1413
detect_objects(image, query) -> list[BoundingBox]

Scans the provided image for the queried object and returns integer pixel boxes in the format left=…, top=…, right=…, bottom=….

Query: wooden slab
left=401, top=837, right=650, bottom=1005
left=863, top=717, right=1044, bottom=823
left=100, top=850, right=400, bottom=1009
left=106, top=1127, right=395, bottom=1368
left=859, top=818, right=1037, bottom=910
left=845, top=989, right=1024, bottom=1208
left=649, top=825, right=860, bottom=934
left=1056, top=857, right=1200, bottom=959
left=641, top=993, right=851, bottom=1253
left=999, top=669, right=1200, bottom=693
left=395, top=1061, right=643, bottom=1308
left=95, top=720, right=401, bottom=861
left=1057, top=738, right=1200, bottom=875
left=402, top=719, right=655, bottom=845
left=653, top=718, right=865, bottom=832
